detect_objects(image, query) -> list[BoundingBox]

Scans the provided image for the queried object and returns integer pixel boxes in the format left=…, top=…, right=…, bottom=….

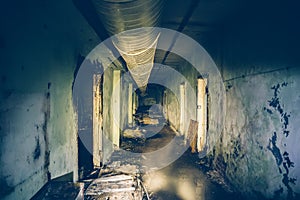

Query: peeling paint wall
left=0, top=0, right=99, bottom=199
left=0, top=93, right=49, bottom=199
left=1, top=0, right=299, bottom=199
left=204, top=2, right=300, bottom=198
left=221, top=70, right=300, bottom=199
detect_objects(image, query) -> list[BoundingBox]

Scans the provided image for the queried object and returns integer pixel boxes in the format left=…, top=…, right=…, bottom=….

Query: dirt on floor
left=33, top=124, right=244, bottom=200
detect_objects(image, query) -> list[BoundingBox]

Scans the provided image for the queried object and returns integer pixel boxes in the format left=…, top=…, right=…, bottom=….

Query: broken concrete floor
left=32, top=125, right=244, bottom=199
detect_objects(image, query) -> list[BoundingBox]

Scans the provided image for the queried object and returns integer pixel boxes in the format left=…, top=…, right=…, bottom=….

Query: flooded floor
left=33, top=124, right=244, bottom=199
left=119, top=125, right=243, bottom=200
left=143, top=151, right=239, bottom=200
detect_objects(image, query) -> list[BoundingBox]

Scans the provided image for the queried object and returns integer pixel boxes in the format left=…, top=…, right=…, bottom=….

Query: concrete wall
left=102, top=67, right=114, bottom=162
left=79, top=42, right=128, bottom=165
left=0, top=0, right=99, bottom=199
left=163, top=88, right=180, bottom=130
left=156, top=2, right=300, bottom=199
left=160, top=61, right=198, bottom=134
left=120, top=74, right=131, bottom=132
left=203, top=2, right=300, bottom=199
left=1, top=0, right=299, bottom=199
left=102, top=67, right=130, bottom=162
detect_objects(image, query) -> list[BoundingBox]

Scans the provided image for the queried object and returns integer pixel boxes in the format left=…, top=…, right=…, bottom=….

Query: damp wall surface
left=102, top=67, right=114, bottom=162
left=159, top=1, right=300, bottom=198
left=0, top=1, right=99, bottom=199
left=203, top=2, right=300, bottom=199
left=159, top=60, right=199, bottom=134
left=0, top=0, right=300, bottom=199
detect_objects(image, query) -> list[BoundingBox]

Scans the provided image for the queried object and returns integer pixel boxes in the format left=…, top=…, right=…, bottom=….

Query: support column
left=128, top=83, right=133, bottom=127
left=180, top=82, right=186, bottom=136
left=197, top=78, right=207, bottom=152
left=112, top=70, right=121, bottom=147
left=93, top=74, right=102, bottom=167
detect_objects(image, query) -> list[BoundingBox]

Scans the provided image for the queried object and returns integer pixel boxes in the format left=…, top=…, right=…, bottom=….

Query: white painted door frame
left=128, top=83, right=133, bottom=127
left=180, top=82, right=186, bottom=136
left=112, top=70, right=121, bottom=148
left=197, top=78, right=207, bottom=152
left=93, top=74, right=103, bottom=167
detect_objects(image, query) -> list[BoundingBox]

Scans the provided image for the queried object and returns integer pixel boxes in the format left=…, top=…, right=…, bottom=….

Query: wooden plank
left=187, top=119, right=198, bottom=153
left=86, top=187, right=136, bottom=195
left=85, top=174, right=141, bottom=198
left=93, top=174, right=133, bottom=183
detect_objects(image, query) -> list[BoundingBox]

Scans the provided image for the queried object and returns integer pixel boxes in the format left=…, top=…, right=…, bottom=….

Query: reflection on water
left=121, top=125, right=242, bottom=200
left=143, top=150, right=241, bottom=200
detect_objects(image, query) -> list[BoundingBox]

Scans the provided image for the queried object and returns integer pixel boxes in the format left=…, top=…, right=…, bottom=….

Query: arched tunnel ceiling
left=73, top=0, right=298, bottom=73
left=161, top=0, right=245, bottom=28
left=154, top=0, right=248, bottom=71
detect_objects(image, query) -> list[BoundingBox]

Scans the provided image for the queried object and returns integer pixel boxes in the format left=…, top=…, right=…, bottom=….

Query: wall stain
left=263, top=107, right=273, bottom=114
left=1, top=168, right=47, bottom=197
left=0, top=178, right=15, bottom=196
left=267, top=132, right=283, bottom=167
left=42, top=85, right=51, bottom=181
left=33, top=136, right=41, bottom=160
left=26, top=155, right=31, bottom=164
left=231, top=135, right=244, bottom=160
left=265, top=82, right=297, bottom=199
left=47, top=82, right=51, bottom=90
left=225, top=82, right=233, bottom=92
left=273, top=186, right=284, bottom=200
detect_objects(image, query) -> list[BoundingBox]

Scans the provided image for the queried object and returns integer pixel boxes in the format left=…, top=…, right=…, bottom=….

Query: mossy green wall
left=0, top=1, right=99, bottom=199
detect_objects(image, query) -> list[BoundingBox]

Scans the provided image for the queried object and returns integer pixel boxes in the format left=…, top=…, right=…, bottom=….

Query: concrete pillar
left=112, top=70, right=121, bottom=147
left=93, top=74, right=102, bottom=167
left=180, top=82, right=186, bottom=136
left=197, top=78, right=207, bottom=152
left=128, top=83, right=133, bottom=127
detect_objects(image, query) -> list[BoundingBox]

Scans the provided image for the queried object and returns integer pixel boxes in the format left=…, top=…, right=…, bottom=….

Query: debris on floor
left=85, top=174, right=144, bottom=200
left=186, top=119, right=198, bottom=153
left=133, top=105, right=163, bottom=126
left=31, top=181, right=82, bottom=200
left=123, top=128, right=145, bottom=139
left=141, top=116, right=159, bottom=125
left=84, top=162, right=150, bottom=200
